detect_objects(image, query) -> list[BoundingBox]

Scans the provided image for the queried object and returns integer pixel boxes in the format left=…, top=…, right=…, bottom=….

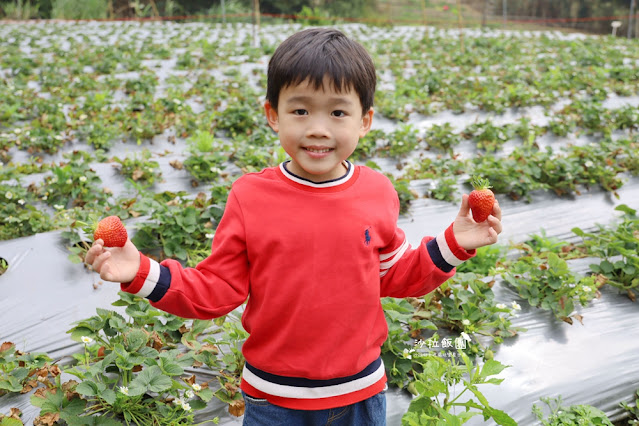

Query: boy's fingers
left=92, top=250, right=112, bottom=273
left=487, top=215, right=502, bottom=235
left=85, top=241, right=103, bottom=264
left=492, top=200, right=501, bottom=220
left=458, top=194, right=471, bottom=217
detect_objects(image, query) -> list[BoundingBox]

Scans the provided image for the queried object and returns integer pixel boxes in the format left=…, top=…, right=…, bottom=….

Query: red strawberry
left=93, top=216, right=128, bottom=247
left=468, top=176, right=495, bottom=223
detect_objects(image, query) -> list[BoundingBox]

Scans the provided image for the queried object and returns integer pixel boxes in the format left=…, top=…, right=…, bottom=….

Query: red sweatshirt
left=121, top=161, right=474, bottom=410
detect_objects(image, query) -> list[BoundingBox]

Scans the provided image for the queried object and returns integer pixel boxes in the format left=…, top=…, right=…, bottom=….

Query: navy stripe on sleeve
left=426, top=238, right=454, bottom=273
left=147, top=265, right=171, bottom=302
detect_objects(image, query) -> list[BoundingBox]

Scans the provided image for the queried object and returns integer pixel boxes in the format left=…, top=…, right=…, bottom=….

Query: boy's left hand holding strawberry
left=453, top=193, right=502, bottom=251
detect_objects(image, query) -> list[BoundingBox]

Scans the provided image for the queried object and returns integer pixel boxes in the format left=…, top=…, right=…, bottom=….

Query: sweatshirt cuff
left=426, top=224, right=476, bottom=273
left=120, top=252, right=171, bottom=302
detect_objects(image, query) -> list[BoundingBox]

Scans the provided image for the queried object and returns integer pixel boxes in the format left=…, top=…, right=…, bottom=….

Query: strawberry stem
left=470, top=176, right=492, bottom=190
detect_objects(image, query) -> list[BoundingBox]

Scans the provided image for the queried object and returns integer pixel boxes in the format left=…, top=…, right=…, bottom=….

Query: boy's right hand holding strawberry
left=86, top=239, right=140, bottom=283
left=85, top=216, right=139, bottom=283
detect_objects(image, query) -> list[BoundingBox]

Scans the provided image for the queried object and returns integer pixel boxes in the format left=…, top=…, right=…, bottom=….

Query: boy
left=86, top=27, right=502, bottom=425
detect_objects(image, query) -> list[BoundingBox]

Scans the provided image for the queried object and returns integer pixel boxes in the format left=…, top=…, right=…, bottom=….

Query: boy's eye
left=332, top=110, right=346, bottom=117
left=293, top=109, right=308, bottom=115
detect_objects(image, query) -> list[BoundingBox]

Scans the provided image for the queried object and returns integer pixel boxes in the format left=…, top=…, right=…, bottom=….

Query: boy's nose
left=305, top=118, right=331, bottom=139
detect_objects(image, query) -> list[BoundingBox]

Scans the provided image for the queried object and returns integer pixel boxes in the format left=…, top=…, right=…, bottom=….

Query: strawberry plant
left=215, top=98, right=264, bottom=138
left=502, top=236, right=600, bottom=324
left=59, top=292, right=219, bottom=424
left=457, top=245, right=507, bottom=276
left=572, top=204, right=639, bottom=301
left=422, top=123, right=461, bottom=155
left=381, top=297, right=436, bottom=389
left=620, top=388, right=639, bottom=425
left=352, top=128, right=383, bottom=161
left=402, top=351, right=516, bottom=426
left=183, top=130, right=228, bottom=183
left=132, top=191, right=221, bottom=262
left=230, top=133, right=286, bottom=174
left=0, top=183, right=54, bottom=240
left=532, top=396, right=613, bottom=426
left=612, top=105, right=639, bottom=131
left=403, top=156, right=466, bottom=202
left=546, top=113, right=578, bottom=137
left=422, top=273, right=524, bottom=358
left=462, top=120, right=512, bottom=153
left=112, top=149, right=163, bottom=185
left=512, top=116, right=546, bottom=147
left=39, top=150, right=108, bottom=209
left=0, top=342, right=52, bottom=397
left=382, top=124, right=422, bottom=158
left=384, top=173, right=417, bottom=215
left=567, top=99, right=615, bottom=136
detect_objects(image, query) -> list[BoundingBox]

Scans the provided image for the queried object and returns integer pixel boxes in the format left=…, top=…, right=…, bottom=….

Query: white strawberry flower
left=120, top=386, right=129, bottom=395
left=461, top=319, right=470, bottom=326
left=192, top=383, right=202, bottom=392
left=496, top=303, right=507, bottom=309
left=511, top=301, right=521, bottom=311
left=81, top=336, right=93, bottom=344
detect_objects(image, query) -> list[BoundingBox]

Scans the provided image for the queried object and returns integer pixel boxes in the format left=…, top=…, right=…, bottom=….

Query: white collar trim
left=279, top=161, right=354, bottom=188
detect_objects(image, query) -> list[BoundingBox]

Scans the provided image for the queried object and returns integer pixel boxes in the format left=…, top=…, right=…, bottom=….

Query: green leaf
left=69, top=327, right=95, bottom=342
left=100, top=388, right=116, bottom=405
left=124, top=328, right=148, bottom=352
left=159, top=359, right=184, bottom=376
left=600, top=260, right=614, bottom=274
left=467, top=384, right=490, bottom=408
left=487, top=407, right=518, bottom=426
left=197, top=387, right=214, bottom=402
left=479, top=360, right=509, bottom=380
left=128, top=365, right=172, bottom=395
left=615, top=204, right=636, bottom=216
left=76, top=381, right=99, bottom=397
left=0, top=419, right=24, bottom=426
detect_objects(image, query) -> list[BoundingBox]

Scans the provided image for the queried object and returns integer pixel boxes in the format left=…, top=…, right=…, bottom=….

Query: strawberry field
left=1, top=21, right=638, bottom=425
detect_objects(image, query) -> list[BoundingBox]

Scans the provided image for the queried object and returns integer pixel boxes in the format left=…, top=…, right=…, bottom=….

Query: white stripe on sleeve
left=135, top=259, right=160, bottom=298
left=435, top=233, right=463, bottom=267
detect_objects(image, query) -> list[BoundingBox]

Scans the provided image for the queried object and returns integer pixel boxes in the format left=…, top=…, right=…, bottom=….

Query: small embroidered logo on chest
left=364, top=227, right=371, bottom=246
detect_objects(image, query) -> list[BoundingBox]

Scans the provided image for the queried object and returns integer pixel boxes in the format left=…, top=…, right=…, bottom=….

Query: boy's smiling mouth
left=304, top=147, right=334, bottom=154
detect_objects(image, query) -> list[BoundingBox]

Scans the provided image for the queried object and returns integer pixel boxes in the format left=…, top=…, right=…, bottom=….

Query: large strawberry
left=468, top=176, right=495, bottom=223
left=93, top=216, right=128, bottom=247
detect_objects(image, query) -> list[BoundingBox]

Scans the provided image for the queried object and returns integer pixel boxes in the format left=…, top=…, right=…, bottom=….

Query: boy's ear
left=264, top=100, right=279, bottom=133
left=359, top=107, right=374, bottom=138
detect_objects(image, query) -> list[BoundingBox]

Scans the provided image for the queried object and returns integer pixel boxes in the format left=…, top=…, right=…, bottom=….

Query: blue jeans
left=241, top=390, right=387, bottom=426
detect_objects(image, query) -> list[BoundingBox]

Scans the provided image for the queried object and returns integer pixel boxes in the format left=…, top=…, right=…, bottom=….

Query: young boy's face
left=264, top=76, right=374, bottom=182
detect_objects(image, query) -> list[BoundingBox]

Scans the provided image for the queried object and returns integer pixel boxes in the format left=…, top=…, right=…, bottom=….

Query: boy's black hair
left=266, top=28, right=376, bottom=115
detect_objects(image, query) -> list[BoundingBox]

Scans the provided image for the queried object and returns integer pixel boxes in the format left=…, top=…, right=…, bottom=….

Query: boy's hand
left=85, top=239, right=140, bottom=283
left=452, top=194, right=502, bottom=251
